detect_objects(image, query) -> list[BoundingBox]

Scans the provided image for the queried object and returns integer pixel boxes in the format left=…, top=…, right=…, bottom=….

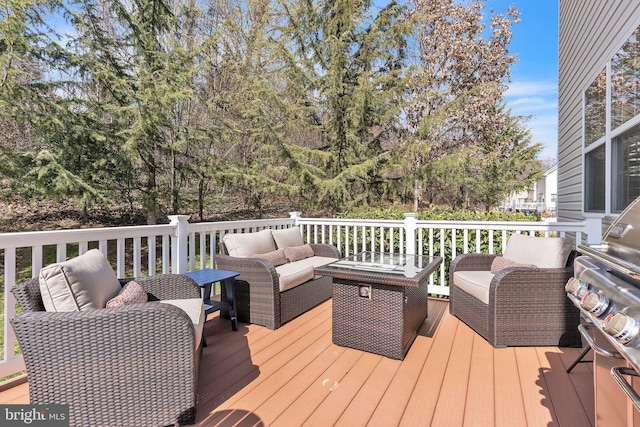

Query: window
left=612, top=27, right=640, bottom=130
left=613, top=125, right=640, bottom=212
left=584, top=23, right=640, bottom=214
left=585, top=68, right=607, bottom=146
left=585, top=145, right=606, bottom=212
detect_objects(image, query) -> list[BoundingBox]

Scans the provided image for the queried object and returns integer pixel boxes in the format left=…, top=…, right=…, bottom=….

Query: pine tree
left=70, top=0, right=201, bottom=223
left=279, top=0, right=410, bottom=212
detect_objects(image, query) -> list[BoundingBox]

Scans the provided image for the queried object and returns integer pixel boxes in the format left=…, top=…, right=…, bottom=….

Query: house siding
left=558, top=0, right=640, bottom=222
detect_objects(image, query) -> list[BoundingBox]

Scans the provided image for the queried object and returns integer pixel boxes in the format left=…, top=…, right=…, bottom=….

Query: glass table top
left=322, top=251, right=435, bottom=278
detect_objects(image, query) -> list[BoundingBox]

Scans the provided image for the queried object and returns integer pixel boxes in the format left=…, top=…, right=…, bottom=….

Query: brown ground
left=0, top=198, right=301, bottom=233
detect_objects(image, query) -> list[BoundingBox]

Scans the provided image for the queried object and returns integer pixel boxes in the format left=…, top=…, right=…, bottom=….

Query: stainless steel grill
left=566, top=196, right=640, bottom=426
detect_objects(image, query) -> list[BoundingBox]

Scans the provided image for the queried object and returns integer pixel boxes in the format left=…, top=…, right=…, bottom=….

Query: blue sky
left=486, top=0, right=559, bottom=161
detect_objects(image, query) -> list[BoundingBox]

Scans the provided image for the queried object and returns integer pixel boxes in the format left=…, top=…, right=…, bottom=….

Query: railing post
left=290, top=211, right=303, bottom=240
left=169, top=215, right=190, bottom=274
left=404, top=213, right=417, bottom=255
left=583, top=215, right=603, bottom=245
left=289, top=211, right=301, bottom=225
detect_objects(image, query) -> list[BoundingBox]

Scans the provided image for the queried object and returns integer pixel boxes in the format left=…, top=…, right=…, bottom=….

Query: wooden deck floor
left=0, top=299, right=594, bottom=426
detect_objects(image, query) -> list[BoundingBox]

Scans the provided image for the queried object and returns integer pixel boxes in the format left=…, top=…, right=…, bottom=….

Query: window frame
left=583, top=24, right=640, bottom=215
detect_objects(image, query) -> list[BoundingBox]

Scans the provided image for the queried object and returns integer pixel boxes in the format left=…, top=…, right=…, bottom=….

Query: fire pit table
left=315, top=251, right=442, bottom=360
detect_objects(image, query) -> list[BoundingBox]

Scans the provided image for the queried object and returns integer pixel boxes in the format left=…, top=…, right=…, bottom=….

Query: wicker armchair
left=217, top=242, right=340, bottom=330
left=11, top=274, right=202, bottom=427
left=449, top=249, right=581, bottom=348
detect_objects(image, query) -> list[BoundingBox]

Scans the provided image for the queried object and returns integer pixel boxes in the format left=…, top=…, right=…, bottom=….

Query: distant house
left=558, top=1, right=640, bottom=225
left=541, top=165, right=558, bottom=217
left=500, top=165, right=557, bottom=219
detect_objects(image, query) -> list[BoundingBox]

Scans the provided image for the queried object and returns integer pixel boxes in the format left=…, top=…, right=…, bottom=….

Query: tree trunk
left=144, top=152, right=158, bottom=225
left=414, top=177, right=420, bottom=211
left=198, top=177, right=205, bottom=221
left=171, top=149, right=179, bottom=213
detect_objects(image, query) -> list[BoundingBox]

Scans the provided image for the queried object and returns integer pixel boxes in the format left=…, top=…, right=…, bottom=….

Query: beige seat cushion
left=298, top=256, right=339, bottom=270
left=272, top=226, right=305, bottom=249
left=275, top=263, right=315, bottom=292
left=39, top=249, right=122, bottom=312
left=274, top=256, right=337, bottom=292
left=453, top=271, right=495, bottom=305
left=295, top=256, right=338, bottom=278
left=160, top=298, right=205, bottom=350
left=502, top=234, right=573, bottom=268
left=223, top=229, right=277, bottom=257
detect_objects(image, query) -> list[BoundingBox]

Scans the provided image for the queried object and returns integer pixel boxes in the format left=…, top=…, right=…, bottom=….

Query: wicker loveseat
left=449, top=233, right=581, bottom=348
left=10, top=250, right=203, bottom=427
left=216, top=227, right=341, bottom=330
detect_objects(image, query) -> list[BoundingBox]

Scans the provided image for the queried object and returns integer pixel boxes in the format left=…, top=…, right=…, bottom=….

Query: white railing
left=0, top=212, right=602, bottom=379
left=0, top=221, right=177, bottom=379
left=185, top=217, right=295, bottom=271
left=294, top=214, right=600, bottom=296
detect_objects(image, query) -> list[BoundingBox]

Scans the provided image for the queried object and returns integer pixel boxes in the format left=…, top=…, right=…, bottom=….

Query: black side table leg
left=223, top=277, right=238, bottom=331
left=202, top=282, right=213, bottom=347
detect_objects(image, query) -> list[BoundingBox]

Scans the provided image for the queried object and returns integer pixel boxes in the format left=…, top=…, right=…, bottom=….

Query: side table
left=183, top=269, right=240, bottom=331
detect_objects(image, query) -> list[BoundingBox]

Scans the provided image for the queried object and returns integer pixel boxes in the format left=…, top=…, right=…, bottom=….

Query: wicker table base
left=316, top=252, right=442, bottom=360
left=332, top=278, right=428, bottom=359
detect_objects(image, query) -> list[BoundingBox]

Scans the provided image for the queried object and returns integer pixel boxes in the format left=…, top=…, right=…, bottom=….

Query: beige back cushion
left=39, top=249, right=122, bottom=312
left=272, top=227, right=304, bottom=249
left=502, top=233, right=573, bottom=269
left=223, top=229, right=277, bottom=257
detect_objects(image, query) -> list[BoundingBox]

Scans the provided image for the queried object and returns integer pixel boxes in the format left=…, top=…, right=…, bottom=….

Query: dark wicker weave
left=217, top=242, right=340, bottom=330
left=316, top=256, right=442, bottom=360
left=332, top=280, right=427, bottom=360
left=10, top=274, right=202, bottom=427
left=449, top=250, right=581, bottom=347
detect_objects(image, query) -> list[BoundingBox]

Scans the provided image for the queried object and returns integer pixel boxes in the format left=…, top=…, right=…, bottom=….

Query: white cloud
left=508, top=97, right=557, bottom=112
left=503, top=79, right=559, bottom=160
left=505, top=80, right=558, bottom=97
left=524, top=114, right=558, bottom=159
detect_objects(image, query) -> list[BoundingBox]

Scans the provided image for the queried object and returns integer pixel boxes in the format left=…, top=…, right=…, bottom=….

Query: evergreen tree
left=70, top=0, right=202, bottom=223
left=280, top=0, right=410, bottom=212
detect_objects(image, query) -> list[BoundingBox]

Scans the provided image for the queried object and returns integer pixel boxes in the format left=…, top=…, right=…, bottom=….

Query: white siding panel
left=558, top=0, right=640, bottom=222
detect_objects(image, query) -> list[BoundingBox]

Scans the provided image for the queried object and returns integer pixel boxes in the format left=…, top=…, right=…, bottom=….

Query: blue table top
left=183, top=269, right=240, bottom=286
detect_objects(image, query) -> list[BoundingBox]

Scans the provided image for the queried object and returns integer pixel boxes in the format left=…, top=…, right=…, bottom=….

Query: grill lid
left=578, top=195, right=640, bottom=279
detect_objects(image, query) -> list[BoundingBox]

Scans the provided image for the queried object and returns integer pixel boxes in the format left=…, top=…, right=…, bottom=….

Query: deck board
left=430, top=320, right=474, bottom=427
left=494, top=347, right=527, bottom=427
left=399, top=303, right=460, bottom=426
left=304, top=351, right=383, bottom=426
left=271, top=347, right=357, bottom=426
left=463, top=333, right=495, bottom=426
left=516, top=346, right=556, bottom=427
left=561, top=350, right=595, bottom=426
left=0, top=298, right=595, bottom=427
left=335, top=355, right=401, bottom=426
left=367, top=303, right=444, bottom=426
left=536, top=346, right=593, bottom=427
left=0, top=382, right=28, bottom=405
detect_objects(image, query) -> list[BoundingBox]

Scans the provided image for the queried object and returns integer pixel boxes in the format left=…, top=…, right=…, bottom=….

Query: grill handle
left=612, top=367, right=640, bottom=412
left=578, top=324, right=623, bottom=359
left=578, top=244, right=640, bottom=279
